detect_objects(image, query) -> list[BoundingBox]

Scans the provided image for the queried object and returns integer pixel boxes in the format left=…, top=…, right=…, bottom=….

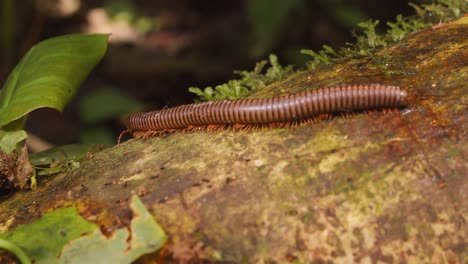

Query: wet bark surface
left=1, top=23, right=467, bottom=262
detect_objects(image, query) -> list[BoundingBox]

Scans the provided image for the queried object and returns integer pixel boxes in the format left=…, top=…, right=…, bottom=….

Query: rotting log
left=0, top=22, right=467, bottom=263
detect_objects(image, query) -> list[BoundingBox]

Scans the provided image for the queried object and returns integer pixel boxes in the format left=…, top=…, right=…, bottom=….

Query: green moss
left=189, top=54, right=293, bottom=101
left=356, top=20, right=387, bottom=54
left=300, top=45, right=339, bottom=69
left=386, top=14, right=426, bottom=42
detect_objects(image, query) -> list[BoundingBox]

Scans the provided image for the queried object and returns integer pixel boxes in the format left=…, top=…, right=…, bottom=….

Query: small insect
left=122, top=84, right=407, bottom=140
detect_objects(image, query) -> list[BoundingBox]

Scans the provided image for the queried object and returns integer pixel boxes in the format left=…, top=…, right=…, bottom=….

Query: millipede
left=121, top=84, right=407, bottom=140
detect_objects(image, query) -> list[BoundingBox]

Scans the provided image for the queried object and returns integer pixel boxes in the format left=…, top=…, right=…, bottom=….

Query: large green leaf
left=0, top=34, right=108, bottom=127
left=60, top=196, right=167, bottom=263
left=0, top=196, right=166, bottom=264
left=0, top=207, right=98, bottom=264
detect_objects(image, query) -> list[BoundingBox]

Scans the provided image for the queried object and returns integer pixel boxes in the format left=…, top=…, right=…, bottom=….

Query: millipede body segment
left=125, top=84, right=407, bottom=136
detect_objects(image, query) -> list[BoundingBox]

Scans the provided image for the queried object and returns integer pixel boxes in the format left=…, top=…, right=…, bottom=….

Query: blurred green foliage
left=79, top=126, right=115, bottom=145
left=323, top=0, right=367, bottom=27
left=247, top=0, right=304, bottom=56
left=78, top=86, right=142, bottom=144
left=103, top=0, right=155, bottom=33
left=247, top=0, right=373, bottom=57
left=78, top=87, right=142, bottom=124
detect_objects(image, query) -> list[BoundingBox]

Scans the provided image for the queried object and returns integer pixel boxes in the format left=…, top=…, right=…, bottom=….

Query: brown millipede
left=123, top=84, right=407, bottom=139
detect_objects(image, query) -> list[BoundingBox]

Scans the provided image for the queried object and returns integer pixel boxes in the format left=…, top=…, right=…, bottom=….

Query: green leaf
left=0, top=34, right=108, bottom=126
left=0, top=129, right=27, bottom=153
left=29, top=144, right=105, bottom=166
left=37, top=166, right=65, bottom=176
left=0, top=196, right=166, bottom=264
left=0, top=116, right=27, bottom=153
left=78, top=87, right=142, bottom=124
left=0, top=238, right=32, bottom=264
left=0, top=207, right=98, bottom=264
left=59, top=195, right=167, bottom=263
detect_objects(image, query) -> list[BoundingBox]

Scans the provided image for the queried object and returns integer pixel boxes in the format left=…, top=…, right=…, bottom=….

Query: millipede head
left=399, top=89, right=409, bottom=105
